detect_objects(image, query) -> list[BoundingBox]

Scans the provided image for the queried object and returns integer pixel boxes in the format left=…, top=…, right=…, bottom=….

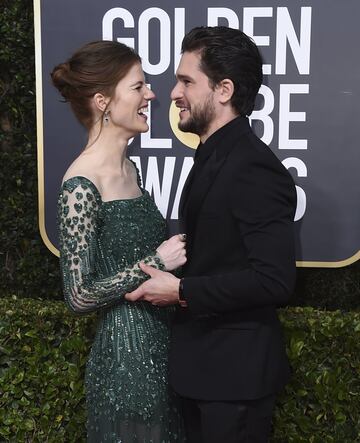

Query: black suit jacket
left=169, top=116, right=297, bottom=401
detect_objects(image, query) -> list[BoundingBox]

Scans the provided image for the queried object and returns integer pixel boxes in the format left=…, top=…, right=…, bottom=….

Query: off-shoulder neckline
left=61, top=175, right=146, bottom=203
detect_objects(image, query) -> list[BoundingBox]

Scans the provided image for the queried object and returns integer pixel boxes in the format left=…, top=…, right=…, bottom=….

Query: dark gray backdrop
left=36, top=0, right=360, bottom=266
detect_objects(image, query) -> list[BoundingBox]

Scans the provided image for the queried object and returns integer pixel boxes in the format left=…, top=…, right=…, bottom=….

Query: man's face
left=171, top=51, right=216, bottom=138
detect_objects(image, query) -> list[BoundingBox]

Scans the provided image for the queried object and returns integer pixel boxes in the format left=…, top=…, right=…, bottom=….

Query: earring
left=104, top=110, right=110, bottom=125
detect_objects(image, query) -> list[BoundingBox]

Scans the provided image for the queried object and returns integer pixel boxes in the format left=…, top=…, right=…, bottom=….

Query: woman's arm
left=58, top=178, right=166, bottom=314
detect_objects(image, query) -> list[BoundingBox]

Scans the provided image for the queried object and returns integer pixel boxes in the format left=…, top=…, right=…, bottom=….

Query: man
left=126, top=26, right=296, bottom=443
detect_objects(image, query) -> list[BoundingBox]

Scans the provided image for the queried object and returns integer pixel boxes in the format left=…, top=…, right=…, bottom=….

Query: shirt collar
left=194, top=116, right=250, bottom=163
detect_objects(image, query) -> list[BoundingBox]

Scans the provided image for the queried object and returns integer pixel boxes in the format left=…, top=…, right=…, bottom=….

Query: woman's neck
left=85, top=124, right=130, bottom=171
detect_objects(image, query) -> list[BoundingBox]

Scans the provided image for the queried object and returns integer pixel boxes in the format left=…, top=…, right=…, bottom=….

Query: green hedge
left=274, top=308, right=360, bottom=442
left=0, top=298, right=94, bottom=441
left=0, top=298, right=359, bottom=442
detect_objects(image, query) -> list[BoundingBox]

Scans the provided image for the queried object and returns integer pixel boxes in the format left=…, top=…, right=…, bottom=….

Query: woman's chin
left=139, top=122, right=149, bottom=133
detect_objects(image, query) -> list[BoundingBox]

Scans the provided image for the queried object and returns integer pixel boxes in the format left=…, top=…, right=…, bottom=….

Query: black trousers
left=181, top=395, right=276, bottom=443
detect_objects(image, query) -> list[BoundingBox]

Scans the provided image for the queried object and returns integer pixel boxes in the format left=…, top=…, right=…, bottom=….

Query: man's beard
left=178, top=94, right=215, bottom=136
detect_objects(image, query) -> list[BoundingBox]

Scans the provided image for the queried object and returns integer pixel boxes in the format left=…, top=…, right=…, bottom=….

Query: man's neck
left=200, top=112, right=240, bottom=144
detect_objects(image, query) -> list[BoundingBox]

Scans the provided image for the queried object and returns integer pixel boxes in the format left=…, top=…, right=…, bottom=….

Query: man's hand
left=125, top=262, right=180, bottom=306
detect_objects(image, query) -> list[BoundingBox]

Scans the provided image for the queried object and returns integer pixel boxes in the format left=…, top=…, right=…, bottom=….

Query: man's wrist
left=178, top=278, right=188, bottom=307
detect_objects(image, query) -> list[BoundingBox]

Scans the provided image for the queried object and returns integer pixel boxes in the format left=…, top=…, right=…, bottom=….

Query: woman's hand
left=156, top=234, right=187, bottom=271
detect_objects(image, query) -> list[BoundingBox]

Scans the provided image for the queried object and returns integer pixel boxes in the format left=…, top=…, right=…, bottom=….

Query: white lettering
left=275, top=7, right=312, bottom=75
left=174, top=8, right=185, bottom=73
left=144, top=157, right=176, bottom=217
left=279, top=84, right=309, bottom=149
left=102, top=8, right=135, bottom=48
left=171, top=157, right=194, bottom=219
left=282, top=157, right=307, bottom=221
left=249, top=85, right=274, bottom=145
left=243, top=7, right=273, bottom=75
left=138, top=8, right=171, bottom=75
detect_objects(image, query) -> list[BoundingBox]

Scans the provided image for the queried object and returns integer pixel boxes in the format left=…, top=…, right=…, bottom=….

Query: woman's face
left=108, top=63, right=155, bottom=137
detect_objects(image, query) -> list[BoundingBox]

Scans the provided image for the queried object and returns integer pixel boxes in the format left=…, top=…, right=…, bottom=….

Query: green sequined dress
left=58, top=175, right=185, bottom=443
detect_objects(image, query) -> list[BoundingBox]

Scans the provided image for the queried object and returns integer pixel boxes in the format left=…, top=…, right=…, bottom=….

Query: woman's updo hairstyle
left=51, top=41, right=141, bottom=129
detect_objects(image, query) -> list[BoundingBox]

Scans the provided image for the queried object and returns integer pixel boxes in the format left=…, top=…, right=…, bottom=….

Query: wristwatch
left=178, top=278, right=188, bottom=307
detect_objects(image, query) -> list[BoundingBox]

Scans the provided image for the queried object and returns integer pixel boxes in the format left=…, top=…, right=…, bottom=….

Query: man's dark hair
left=182, top=26, right=263, bottom=117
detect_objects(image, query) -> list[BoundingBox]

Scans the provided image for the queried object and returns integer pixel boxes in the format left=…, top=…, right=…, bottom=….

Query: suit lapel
left=179, top=160, right=196, bottom=222
left=184, top=148, right=228, bottom=237
left=180, top=117, right=252, bottom=237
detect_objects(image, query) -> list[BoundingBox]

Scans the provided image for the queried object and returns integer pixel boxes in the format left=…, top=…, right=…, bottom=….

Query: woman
left=52, top=41, right=186, bottom=442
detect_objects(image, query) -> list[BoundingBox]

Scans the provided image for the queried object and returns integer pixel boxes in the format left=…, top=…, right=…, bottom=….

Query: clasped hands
left=125, top=233, right=186, bottom=306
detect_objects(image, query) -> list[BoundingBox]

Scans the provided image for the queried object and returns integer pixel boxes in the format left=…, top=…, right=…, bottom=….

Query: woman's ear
left=93, top=93, right=109, bottom=113
left=217, top=79, right=234, bottom=105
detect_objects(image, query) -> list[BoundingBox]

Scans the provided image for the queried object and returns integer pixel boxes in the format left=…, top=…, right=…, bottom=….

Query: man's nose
left=170, top=82, right=182, bottom=101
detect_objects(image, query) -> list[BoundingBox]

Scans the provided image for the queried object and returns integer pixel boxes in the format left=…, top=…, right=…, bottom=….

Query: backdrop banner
left=34, top=0, right=360, bottom=267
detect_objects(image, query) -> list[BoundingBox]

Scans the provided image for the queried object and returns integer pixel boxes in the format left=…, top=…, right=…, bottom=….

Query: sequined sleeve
left=58, top=177, right=165, bottom=314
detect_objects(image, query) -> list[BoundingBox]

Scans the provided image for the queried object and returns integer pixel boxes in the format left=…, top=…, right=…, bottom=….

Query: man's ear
left=217, top=79, right=234, bottom=104
left=93, top=93, right=109, bottom=113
